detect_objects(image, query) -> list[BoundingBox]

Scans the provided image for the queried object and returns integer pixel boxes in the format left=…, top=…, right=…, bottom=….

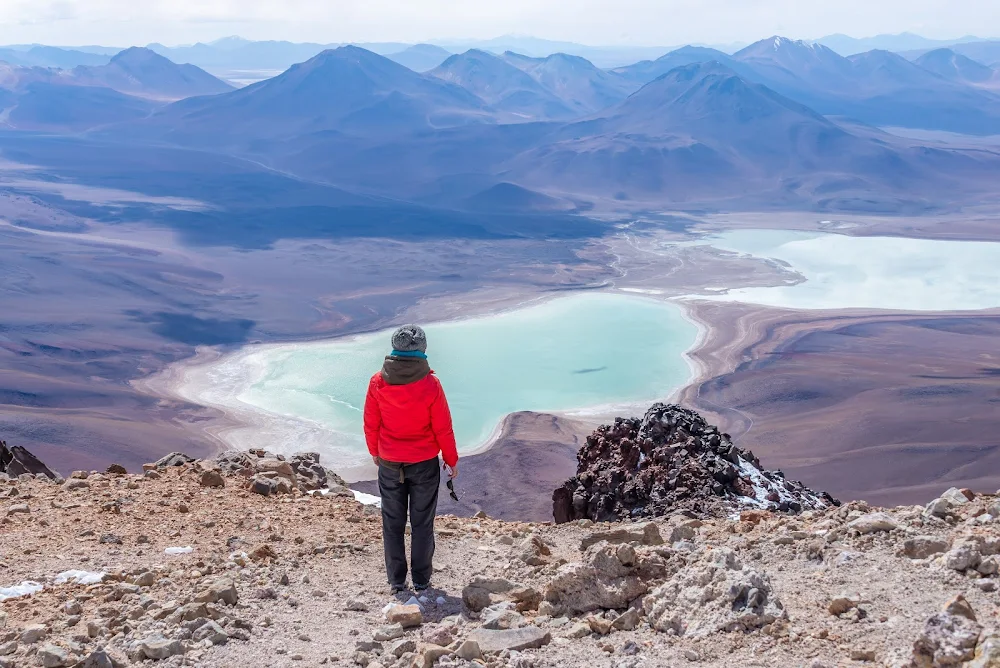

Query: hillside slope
left=71, top=47, right=234, bottom=100
left=430, top=49, right=576, bottom=121
left=141, top=46, right=492, bottom=146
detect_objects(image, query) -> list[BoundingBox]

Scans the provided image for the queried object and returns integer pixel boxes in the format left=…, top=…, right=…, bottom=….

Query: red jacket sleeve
left=363, top=375, right=382, bottom=459
left=430, top=377, right=459, bottom=468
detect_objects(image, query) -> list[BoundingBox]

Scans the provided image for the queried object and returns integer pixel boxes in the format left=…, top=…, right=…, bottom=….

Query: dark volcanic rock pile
left=553, top=403, right=839, bottom=523
left=0, top=440, right=59, bottom=480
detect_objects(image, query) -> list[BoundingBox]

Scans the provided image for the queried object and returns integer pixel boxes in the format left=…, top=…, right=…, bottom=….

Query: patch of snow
left=733, top=455, right=826, bottom=511
left=0, top=581, right=43, bottom=601
left=54, top=570, right=104, bottom=585
left=352, top=490, right=382, bottom=508
left=774, top=37, right=782, bottom=50
left=164, top=546, right=194, bottom=555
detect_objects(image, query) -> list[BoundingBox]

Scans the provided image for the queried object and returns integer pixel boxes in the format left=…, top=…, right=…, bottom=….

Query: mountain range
left=8, top=32, right=1000, bottom=76
left=612, top=37, right=1000, bottom=135
left=0, top=47, right=232, bottom=131
left=815, top=32, right=987, bottom=56
left=0, top=45, right=110, bottom=69
left=3, top=35, right=1000, bottom=213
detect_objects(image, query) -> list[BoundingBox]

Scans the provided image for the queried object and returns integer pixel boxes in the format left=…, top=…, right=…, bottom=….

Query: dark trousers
left=378, top=456, right=440, bottom=587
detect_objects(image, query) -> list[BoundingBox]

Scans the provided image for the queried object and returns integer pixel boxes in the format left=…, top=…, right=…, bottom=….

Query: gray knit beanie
left=391, top=324, right=427, bottom=353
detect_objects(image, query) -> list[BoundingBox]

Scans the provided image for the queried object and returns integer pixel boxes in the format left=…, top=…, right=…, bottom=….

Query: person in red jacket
left=364, top=324, right=458, bottom=593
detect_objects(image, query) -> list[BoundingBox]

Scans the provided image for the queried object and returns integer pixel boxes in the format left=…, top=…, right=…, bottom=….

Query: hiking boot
left=390, top=583, right=407, bottom=594
left=414, top=582, right=430, bottom=592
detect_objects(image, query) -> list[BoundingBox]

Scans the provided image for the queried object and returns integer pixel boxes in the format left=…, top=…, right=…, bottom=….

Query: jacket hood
left=381, top=356, right=431, bottom=385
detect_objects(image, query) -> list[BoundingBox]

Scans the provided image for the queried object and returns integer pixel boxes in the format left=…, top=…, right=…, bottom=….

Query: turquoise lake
left=183, top=292, right=699, bottom=469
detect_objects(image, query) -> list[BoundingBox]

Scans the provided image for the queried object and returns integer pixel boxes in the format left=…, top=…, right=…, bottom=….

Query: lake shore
left=137, top=289, right=702, bottom=483
left=676, top=301, right=1000, bottom=506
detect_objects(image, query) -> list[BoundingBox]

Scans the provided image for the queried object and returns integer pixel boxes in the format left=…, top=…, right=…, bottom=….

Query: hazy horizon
left=2, top=0, right=998, bottom=49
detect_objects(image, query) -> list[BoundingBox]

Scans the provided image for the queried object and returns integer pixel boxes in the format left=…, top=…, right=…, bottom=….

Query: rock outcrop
left=211, top=449, right=350, bottom=497
left=543, top=540, right=673, bottom=614
left=642, top=546, right=785, bottom=636
left=553, top=403, right=838, bottom=523
left=0, top=440, right=60, bottom=481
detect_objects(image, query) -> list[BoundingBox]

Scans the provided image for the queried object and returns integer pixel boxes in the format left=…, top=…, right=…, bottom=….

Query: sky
left=1, top=0, right=998, bottom=47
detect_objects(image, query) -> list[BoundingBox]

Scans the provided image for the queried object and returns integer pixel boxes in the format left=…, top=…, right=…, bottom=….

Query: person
left=363, top=324, right=459, bottom=593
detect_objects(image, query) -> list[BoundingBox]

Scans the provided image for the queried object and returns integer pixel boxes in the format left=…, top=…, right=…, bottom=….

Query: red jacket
left=364, top=370, right=459, bottom=468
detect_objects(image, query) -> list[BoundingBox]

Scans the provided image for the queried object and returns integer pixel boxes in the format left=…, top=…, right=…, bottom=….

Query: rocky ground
left=0, top=448, right=999, bottom=667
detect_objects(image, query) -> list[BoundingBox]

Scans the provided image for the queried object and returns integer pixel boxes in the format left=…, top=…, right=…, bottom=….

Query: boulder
left=463, top=577, right=519, bottom=612
left=215, top=450, right=257, bottom=476
left=195, top=578, right=238, bottom=606
left=250, top=476, right=279, bottom=497
left=543, top=541, right=670, bottom=614
left=940, top=487, right=972, bottom=506
left=374, top=624, right=405, bottom=641
left=389, top=638, right=417, bottom=658
left=256, top=458, right=295, bottom=479
left=482, top=609, right=524, bottom=630
left=289, top=452, right=331, bottom=490
left=828, top=594, right=864, bottom=616
left=643, top=547, right=785, bottom=636
left=612, top=609, right=641, bottom=631
left=134, top=635, right=184, bottom=660
left=386, top=604, right=423, bottom=628
left=902, top=536, right=950, bottom=560
left=943, top=594, right=977, bottom=621
left=848, top=512, right=898, bottom=534
left=579, top=523, right=663, bottom=550
left=70, top=649, right=127, bottom=668
left=192, top=621, right=229, bottom=645
left=553, top=404, right=838, bottom=523
left=20, top=624, right=48, bottom=644
left=462, top=586, right=492, bottom=613
left=0, top=441, right=59, bottom=480
left=199, top=470, right=225, bottom=488
left=37, top=645, right=71, bottom=667
left=454, top=640, right=483, bottom=661
left=908, top=597, right=982, bottom=667
left=467, top=627, right=551, bottom=654
left=153, top=452, right=196, bottom=468
left=969, top=634, right=1000, bottom=668
left=944, top=539, right=982, bottom=572
left=518, top=535, right=551, bottom=566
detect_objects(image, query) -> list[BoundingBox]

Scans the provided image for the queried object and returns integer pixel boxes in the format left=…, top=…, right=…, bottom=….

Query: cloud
left=0, top=0, right=996, bottom=47
left=12, top=0, right=79, bottom=25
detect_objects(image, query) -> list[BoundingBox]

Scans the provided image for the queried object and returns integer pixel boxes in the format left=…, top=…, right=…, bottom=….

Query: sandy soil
left=677, top=301, right=1000, bottom=506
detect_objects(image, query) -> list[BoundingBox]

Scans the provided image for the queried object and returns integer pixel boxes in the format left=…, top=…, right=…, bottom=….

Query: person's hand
left=372, top=456, right=379, bottom=466
left=444, top=463, right=458, bottom=479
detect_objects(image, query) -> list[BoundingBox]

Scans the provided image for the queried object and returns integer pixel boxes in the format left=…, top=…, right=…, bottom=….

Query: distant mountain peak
left=109, top=46, right=167, bottom=66
left=74, top=46, right=233, bottom=100
left=739, top=35, right=840, bottom=61
left=915, top=47, right=997, bottom=84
